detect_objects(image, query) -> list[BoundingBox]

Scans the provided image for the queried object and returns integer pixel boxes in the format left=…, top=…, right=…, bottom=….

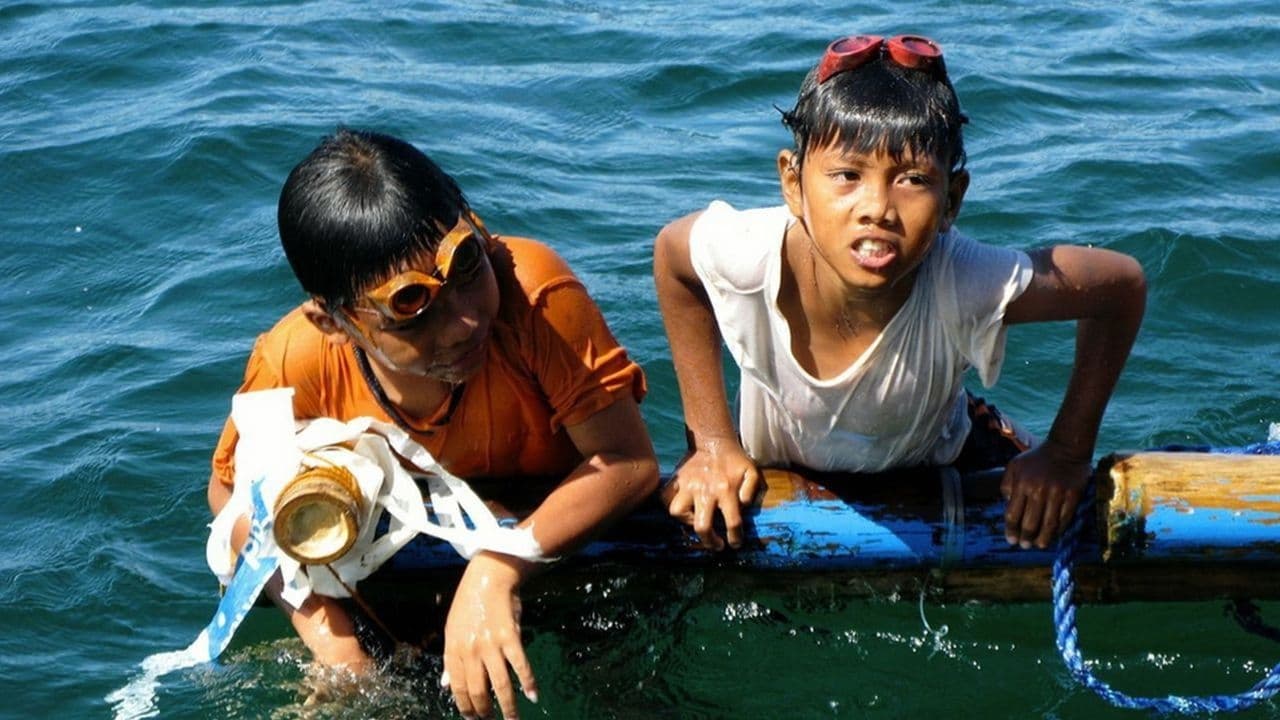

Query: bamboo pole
left=366, top=452, right=1280, bottom=603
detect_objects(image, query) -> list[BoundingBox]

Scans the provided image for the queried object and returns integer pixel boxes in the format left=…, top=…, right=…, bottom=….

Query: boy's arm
left=443, top=395, right=659, bottom=720
left=653, top=212, right=761, bottom=550
left=1001, top=245, right=1147, bottom=548
left=206, top=472, right=373, bottom=671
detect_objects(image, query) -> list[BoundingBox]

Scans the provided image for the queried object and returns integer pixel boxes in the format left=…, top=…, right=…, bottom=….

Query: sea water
left=2, top=1, right=1278, bottom=717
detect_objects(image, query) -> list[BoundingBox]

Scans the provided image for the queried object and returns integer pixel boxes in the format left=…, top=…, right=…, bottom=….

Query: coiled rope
left=1053, top=490, right=1280, bottom=713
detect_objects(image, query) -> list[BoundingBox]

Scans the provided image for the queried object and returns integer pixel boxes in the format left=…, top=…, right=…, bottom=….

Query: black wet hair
left=780, top=50, right=967, bottom=175
left=277, top=128, right=468, bottom=307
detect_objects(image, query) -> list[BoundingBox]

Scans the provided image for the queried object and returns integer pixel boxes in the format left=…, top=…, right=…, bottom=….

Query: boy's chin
left=425, top=354, right=486, bottom=385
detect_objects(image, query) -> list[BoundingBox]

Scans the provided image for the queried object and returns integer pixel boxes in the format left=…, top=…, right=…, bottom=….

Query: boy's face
left=779, top=139, right=968, bottom=294
left=323, top=213, right=501, bottom=383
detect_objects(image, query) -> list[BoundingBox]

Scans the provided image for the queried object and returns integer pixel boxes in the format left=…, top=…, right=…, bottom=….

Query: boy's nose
left=854, top=182, right=893, bottom=225
left=429, top=293, right=480, bottom=350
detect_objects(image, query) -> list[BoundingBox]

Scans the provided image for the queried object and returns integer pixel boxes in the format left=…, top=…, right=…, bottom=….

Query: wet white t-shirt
left=688, top=201, right=1034, bottom=472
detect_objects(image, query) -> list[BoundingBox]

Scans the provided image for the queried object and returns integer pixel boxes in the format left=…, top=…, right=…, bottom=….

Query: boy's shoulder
left=250, top=305, right=336, bottom=375
left=486, top=233, right=611, bottom=335
left=490, top=235, right=591, bottom=310
left=927, top=228, right=1032, bottom=278
left=694, top=201, right=791, bottom=238
left=689, top=201, right=792, bottom=291
left=258, top=304, right=324, bottom=343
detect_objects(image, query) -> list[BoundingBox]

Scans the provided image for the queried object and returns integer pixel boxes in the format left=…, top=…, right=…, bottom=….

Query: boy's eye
left=899, top=170, right=935, bottom=187
left=447, top=237, right=486, bottom=284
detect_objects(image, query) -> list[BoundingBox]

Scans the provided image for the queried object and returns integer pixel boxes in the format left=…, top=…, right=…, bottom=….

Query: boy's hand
left=230, top=512, right=374, bottom=674
left=443, top=553, right=537, bottom=720
left=663, top=440, right=760, bottom=550
left=1000, top=441, right=1092, bottom=549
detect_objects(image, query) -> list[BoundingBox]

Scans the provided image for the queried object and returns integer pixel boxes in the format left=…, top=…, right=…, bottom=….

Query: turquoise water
left=3, top=1, right=1279, bottom=717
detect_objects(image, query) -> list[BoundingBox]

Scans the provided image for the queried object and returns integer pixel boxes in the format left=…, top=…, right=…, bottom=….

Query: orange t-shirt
left=211, top=236, right=646, bottom=488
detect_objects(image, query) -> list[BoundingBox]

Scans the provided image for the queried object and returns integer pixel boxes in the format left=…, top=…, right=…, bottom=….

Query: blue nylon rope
left=1052, top=489, right=1280, bottom=713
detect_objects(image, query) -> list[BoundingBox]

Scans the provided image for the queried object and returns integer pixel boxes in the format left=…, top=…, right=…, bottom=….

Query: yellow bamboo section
left=1101, top=451, right=1280, bottom=562
left=1106, top=452, right=1280, bottom=518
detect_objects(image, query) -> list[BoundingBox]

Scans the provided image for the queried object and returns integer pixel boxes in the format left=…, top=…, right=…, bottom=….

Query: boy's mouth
left=851, top=238, right=897, bottom=270
left=429, top=338, right=488, bottom=382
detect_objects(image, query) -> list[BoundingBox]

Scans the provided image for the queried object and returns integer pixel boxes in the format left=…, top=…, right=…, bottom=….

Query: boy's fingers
left=1018, top=494, right=1045, bottom=549
left=666, top=488, right=693, bottom=523
left=465, top=656, right=493, bottom=720
left=1000, top=471, right=1014, bottom=500
left=484, top=651, right=518, bottom=720
left=1003, top=490, right=1026, bottom=545
left=721, top=491, right=744, bottom=549
left=445, top=655, right=476, bottom=719
left=505, top=642, right=538, bottom=705
left=658, top=477, right=681, bottom=507
left=1053, top=489, right=1082, bottom=543
left=1034, top=490, right=1062, bottom=549
left=692, top=498, right=724, bottom=550
left=738, top=466, right=760, bottom=504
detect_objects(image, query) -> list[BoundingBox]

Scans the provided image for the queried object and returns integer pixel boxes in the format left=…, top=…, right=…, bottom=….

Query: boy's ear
left=940, top=169, right=970, bottom=232
left=777, top=149, right=805, bottom=218
left=301, top=299, right=351, bottom=344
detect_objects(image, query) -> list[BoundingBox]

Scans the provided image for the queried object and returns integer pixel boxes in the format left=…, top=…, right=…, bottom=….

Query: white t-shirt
left=688, top=201, right=1034, bottom=472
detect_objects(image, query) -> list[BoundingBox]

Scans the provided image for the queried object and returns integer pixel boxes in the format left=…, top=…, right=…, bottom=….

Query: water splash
left=917, top=586, right=950, bottom=658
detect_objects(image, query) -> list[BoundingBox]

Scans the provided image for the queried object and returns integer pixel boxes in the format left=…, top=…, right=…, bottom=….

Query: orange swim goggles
left=816, top=34, right=944, bottom=85
left=349, top=209, right=492, bottom=329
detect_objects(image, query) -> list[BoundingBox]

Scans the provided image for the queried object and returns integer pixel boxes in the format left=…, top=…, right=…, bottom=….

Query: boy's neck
left=363, top=353, right=458, bottom=423
left=778, top=228, right=919, bottom=378
left=789, top=229, right=916, bottom=321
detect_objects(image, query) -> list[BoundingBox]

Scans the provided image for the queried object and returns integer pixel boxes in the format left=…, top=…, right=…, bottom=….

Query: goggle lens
left=887, top=35, right=942, bottom=69
left=445, top=232, right=485, bottom=282
left=383, top=237, right=484, bottom=319
left=354, top=210, right=491, bottom=327
left=388, top=282, right=432, bottom=317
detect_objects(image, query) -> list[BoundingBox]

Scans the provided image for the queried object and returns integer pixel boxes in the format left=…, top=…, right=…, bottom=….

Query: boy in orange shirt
left=209, top=128, right=658, bottom=720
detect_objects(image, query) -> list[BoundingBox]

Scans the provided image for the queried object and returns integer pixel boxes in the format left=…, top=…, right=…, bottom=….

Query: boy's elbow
left=1133, top=260, right=1147, bottom=297
left=1118, top=253, right=1147, bottom=306
left=1093, top=248, right=1146, bottom=308
left=207, top=472, right=231, bottom=515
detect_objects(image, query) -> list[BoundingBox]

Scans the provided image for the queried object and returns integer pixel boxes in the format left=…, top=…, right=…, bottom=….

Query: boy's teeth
left=855, top=239, right=889, bottom=256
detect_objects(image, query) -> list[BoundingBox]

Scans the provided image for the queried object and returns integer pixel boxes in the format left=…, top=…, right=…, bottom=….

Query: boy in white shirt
left=653, top=34, right=1145, bottom=552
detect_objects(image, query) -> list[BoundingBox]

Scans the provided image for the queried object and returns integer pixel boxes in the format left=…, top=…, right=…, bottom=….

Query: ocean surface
left=3, top=1, right=1279, bottom=718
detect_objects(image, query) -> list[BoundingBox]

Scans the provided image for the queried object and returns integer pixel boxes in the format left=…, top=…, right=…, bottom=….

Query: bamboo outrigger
left=376, top=450, right=1280, bottom=603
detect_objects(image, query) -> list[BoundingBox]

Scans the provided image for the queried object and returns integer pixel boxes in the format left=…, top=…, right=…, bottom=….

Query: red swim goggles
left=816, top=34, right=944, bottom=85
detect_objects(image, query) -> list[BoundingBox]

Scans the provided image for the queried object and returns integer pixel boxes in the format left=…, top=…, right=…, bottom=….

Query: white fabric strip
left=110, top=388, right=550, bottom=717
